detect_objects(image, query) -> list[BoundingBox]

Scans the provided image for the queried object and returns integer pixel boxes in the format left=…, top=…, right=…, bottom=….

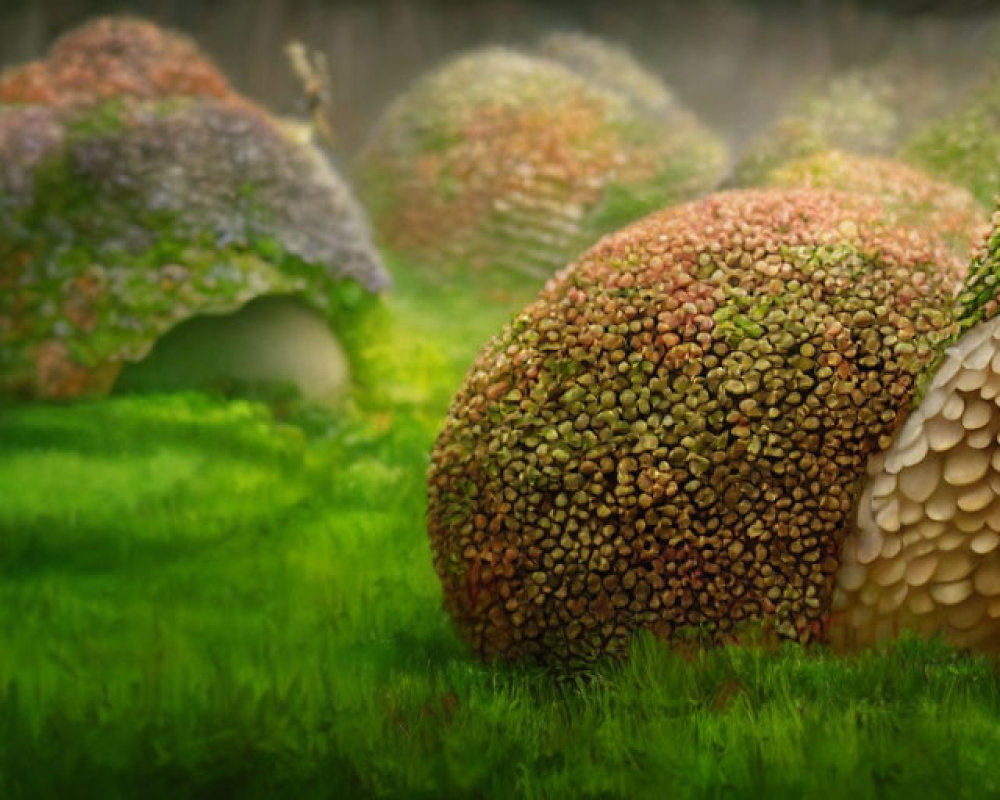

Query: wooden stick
left=285, top=40, right=338, bottom=152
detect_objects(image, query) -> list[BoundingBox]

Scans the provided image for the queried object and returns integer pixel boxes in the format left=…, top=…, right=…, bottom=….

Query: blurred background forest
left=3, top=0, right=1000, bottom=153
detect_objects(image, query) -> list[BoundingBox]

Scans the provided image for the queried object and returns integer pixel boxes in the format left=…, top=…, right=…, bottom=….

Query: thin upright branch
left=285, top=40, right=337, bottom=153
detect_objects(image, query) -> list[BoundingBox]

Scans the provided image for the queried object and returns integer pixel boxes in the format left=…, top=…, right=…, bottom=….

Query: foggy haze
left=2, top=0, right=998, bottom=153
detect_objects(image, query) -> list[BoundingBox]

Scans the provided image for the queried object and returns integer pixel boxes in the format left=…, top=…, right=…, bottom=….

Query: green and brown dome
left=427, top=187, right=982, bottom=665
left=732, top=72, right=901, bottom=187
left=734, top=56, right=971, bottom=191
left=759, top=150, right=988, bottom=263
left=900, top=75, right=1000, bottom=210
left=356, top=46, right=727, bottom=278
left=0, top=16, right=244, bottom=110
left=0, top=17, right=388, bottom=400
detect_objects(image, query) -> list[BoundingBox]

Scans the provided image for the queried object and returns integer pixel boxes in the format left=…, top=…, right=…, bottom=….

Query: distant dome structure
left=759, top=150, right=988, bottom=263
left=0, top=16, right=242, bottom=109
left=732, top=72, right=900, bottom=187
left=732, top=58, right=963, bottom=189
left=356, top=45, right=727, bottom=278
left=901, top=76, right=1000, bottom=210
left=0, top=16, right=389, bottom=401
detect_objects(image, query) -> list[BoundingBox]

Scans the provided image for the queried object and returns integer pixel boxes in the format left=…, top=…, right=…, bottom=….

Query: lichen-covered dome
left=0, top=16, right=241, bottom=109
left=734, top=57, right=969, bottom=191
left=733, top=72, right=902, bottom=187
left=760, top=150, right=988, bottom=263
left=732, top=55, right=972, bottom=187
left=427, top=188, right=965, bottom=665
left=0, top=17, right=388, bottom=399
left=356, top=47, right=727, bottom=277
left=900, top=77, right=1000, bottom=210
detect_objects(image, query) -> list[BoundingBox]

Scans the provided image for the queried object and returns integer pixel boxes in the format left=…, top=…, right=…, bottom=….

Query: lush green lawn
left=2, top=263, right=1000, bottom=799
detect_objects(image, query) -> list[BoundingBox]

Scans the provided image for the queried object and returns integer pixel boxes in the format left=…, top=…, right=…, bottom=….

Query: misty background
left=1, top=0, right=999, bottom=154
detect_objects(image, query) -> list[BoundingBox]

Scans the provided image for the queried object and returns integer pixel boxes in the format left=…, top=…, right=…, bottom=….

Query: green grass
left=2, top=260, right=1000, bottom=799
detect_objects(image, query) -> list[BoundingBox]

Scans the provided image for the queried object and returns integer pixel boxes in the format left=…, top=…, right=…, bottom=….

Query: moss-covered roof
left=0, top=17, right=388, bottom=399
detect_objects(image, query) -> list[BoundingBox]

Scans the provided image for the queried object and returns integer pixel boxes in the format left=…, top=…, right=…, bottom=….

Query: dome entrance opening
left=114, top=295, right=349, bottom=405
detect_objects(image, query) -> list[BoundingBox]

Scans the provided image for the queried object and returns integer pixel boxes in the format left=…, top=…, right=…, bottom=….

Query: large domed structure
left=901, top=76, right=1000, bottom=210
left=536, top=32, right=679, bottom=121
left=758, top=150, right=988, bottom=263
left=0, top=17, right=388, bottom=400
left=426, top=187, right=1000, bottom=664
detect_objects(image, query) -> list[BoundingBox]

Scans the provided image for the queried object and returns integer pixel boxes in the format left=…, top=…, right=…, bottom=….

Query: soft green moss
left=583, top=156, right=718, bottom=236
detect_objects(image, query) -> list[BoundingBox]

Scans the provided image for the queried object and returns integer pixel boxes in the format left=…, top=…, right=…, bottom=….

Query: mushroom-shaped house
left=427, top=187, right=1000, bottom=665
left=0, top=17, right=389, bottom=400
left=356, top=44, right=727, bottom=278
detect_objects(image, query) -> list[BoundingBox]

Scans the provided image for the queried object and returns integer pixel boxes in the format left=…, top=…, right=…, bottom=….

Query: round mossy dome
left=356, top=46, right=728, bottom=277
left=734, top=57, right=967, bottom=190
left=732, top=72, right=901, bottom=187
left=427, top=188, right=970, bottom=665
left=0, top=16, right=242, bottom=109
left=900, top=76, right=1000, bottom=210
left=760, top=150, right=988, bottom=264
left=0, top=17, right=389, bottom=400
